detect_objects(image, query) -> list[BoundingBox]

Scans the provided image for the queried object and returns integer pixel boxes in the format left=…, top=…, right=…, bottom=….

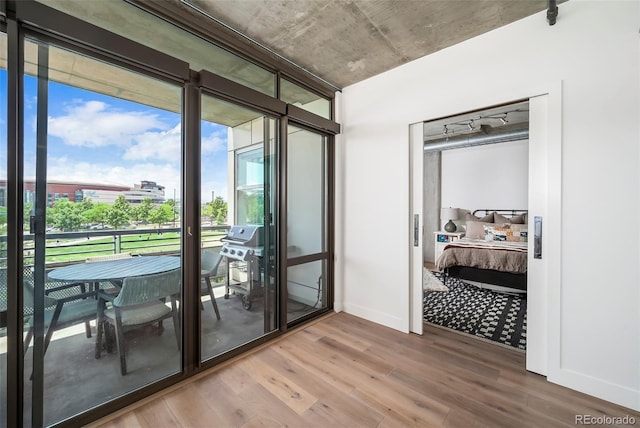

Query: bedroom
left=421, top=100, right=530, bottom=350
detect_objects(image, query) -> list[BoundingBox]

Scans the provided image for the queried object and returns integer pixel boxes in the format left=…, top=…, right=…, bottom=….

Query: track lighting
left=437, top=109, right=524, bottom=137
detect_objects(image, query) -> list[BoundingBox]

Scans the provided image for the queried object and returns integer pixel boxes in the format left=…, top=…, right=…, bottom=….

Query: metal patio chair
left=200, top=249, right=224, bottom=320
left=97, top=268, right=181, bottom=375
left=23, top=276, right=98, bottom=358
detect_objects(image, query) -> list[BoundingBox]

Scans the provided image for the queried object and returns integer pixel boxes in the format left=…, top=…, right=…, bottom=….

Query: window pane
left=281, top=79, right=330, bottom=119
left=287, top=126, right=327, bottom=257
left=0, top=30, right=7, bottom=428
left=200, top=95, right=277, bottom=363
left=22, top=39, right=182, bottom=425
left=287, top=260, right=327, bottom=323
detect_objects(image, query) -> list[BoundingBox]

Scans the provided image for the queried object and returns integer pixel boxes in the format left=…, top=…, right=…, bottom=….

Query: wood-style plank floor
left=92, top=312, right=640, bottom=428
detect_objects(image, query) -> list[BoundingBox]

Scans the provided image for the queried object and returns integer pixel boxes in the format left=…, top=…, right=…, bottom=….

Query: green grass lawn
left=24, top=230, right=226, bottom=265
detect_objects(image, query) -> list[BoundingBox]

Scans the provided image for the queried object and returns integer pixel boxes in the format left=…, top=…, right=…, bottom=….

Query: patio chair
left=23, top=277, right=98, bottom=358
left=200, top=249, right=223, bottom=320
left=97, top=268, right=181, bottom=375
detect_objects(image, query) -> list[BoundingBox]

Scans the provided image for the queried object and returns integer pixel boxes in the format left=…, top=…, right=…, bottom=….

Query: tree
left=131, top=197, right=154, bottom=223
left=148, top=203, right=174, bottom=229
left=166, top=198, right=178, bottom=225
left=245, top=193, right=263, bottom=224
left=203, top=196, right=228, bottom=225
left=215, top=202, right=228, bottom=225
left=48, top=199, right=85, bottom=231
left=79, top=198, right=94, bottom=212
left=83, top=202, right=110, bottom=226
left=23, top=201, right=33, bottom=231
left=104, top=195, right=130, bottom=229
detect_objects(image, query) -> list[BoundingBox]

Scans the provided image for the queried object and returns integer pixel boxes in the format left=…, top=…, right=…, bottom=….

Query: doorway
left=410, top=93, right=559, bottom=376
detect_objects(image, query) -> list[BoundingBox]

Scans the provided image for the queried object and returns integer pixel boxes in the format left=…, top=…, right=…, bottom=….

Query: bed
left=436, top=209, right=528, bottom=292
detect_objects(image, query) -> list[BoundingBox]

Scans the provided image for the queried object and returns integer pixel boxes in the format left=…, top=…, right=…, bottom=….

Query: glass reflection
left=22, top=39, right=182, bottom=425
left=200, top=95, right=277, bottom=362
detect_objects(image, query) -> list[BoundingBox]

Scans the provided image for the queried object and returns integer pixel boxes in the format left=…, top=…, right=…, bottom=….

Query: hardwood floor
left=91, top=312, right=640, bottom=428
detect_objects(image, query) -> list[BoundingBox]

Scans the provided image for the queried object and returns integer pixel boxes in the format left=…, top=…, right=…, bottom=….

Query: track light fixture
left=437, top=109, right=525, bottom=137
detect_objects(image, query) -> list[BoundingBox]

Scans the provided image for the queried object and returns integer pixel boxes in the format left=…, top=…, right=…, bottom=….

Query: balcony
left=0, top=225, right=286, bottom=425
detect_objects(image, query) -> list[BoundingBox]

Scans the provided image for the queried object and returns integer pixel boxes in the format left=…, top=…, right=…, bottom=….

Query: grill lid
left=221, top=225, right=263, bottom=247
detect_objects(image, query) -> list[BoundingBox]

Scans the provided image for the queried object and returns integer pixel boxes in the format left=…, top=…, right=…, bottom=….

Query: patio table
left=48, top=255, right=181, bottom=358
left=47, top=255, right=180, bottom=284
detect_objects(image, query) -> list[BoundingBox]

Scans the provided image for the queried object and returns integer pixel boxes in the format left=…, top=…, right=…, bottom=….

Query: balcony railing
left=0, top=225, right=230, bottom=326
left=0, top=225, right=229, bottom=268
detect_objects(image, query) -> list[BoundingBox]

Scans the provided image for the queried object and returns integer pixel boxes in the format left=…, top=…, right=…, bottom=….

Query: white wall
left=441, top=140, right=528, bottom=223
left=336, top=0, right=639, bottom=411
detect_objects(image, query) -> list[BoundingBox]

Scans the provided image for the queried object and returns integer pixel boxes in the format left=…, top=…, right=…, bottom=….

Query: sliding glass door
left=0, top=29, right=7, bottom=428
left=286, top=125, right=330, bottom=324
left=22, top=38, right=183, bottom=426
left=199, top=95, right=277, bottom=362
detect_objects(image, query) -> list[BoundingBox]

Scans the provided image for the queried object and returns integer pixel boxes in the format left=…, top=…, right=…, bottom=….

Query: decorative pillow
left=484, top=224, right=511, bottom=241
left=465, top=212, right=494, bottom=223
left=508, top=224, right=526, bottom=234
left=484, top=224, right=528, bottom=242
left=465, top=220, right=493, bottom=239
left=509, top=214, right=526, bottom=224
left=423, top=267, right=448, bottom=292
left=493, top=213, right=509, bottom=224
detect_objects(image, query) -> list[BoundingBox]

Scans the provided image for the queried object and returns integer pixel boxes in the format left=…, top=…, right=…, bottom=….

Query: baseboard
left=342, top=301, right=407, bottom=333
left=548, top=368, right=640, bottom=412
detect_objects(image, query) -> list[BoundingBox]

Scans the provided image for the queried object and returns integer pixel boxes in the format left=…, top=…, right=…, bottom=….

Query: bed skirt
left=445, top=266, right=527, bottom=292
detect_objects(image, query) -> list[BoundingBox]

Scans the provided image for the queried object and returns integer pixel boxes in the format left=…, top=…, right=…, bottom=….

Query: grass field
left=23, top=229, right=226, bottom=265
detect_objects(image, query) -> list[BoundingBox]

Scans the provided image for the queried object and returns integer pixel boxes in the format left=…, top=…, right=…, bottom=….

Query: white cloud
left=123, top=125, right=227, bottom=161
left=48, top=100, right=168, bottom=148
left=123, top=123, right=181, bottom=161
left=202, top=130, right=227, bottom=154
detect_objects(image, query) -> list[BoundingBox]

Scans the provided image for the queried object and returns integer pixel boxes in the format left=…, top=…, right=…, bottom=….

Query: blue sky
left=17, top=73, right=229, bottom=203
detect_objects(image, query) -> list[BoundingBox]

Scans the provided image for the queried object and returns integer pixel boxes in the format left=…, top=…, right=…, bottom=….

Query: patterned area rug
left=423, top=273, right=527, bottom=350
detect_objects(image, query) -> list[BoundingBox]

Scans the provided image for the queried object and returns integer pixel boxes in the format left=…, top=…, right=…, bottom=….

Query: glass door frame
left=5, top=11, right=192, bottom=428
left=3, top=2, right=340, bottom=426
left=196, top=73, right=285, bottom=370
left=279, top=119, right=335, bottom=329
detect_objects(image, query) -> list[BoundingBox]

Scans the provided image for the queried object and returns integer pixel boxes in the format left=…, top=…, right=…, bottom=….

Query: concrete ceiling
left=184, top=0, right=554, bottom=89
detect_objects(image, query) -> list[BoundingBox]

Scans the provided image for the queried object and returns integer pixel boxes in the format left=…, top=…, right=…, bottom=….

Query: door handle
left=413, top=214, right=419, bottom=247
left=534, top=216, right=542, bottom=259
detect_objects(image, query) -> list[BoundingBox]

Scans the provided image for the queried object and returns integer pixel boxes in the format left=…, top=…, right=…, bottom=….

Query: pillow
left=423, top=267, right=449, bottom=292
left=484, top=224, right=510, bottom=241
left=465, top=212, right=494, bottom=223
left=484, top=224, right=528, bottom=242
left=509, top=214, right=526, bottom=224
left=466, top=220, right=492, bottom=239
left=493, top=213, right=509, bottom=224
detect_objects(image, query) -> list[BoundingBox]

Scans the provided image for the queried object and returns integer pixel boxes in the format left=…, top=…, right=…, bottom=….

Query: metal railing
left=0, top=225, right=229, bottom=268
left=0, top=225, right=230, bottom=325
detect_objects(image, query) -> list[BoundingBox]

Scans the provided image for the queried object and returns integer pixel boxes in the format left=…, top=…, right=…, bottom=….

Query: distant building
left=82, top=180, right=165, bottom=205
left=0, top=180, right=165, bottom=207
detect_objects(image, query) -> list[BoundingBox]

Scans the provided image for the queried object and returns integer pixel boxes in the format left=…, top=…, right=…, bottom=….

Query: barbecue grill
left=220, top=225, right=264, bottom=309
